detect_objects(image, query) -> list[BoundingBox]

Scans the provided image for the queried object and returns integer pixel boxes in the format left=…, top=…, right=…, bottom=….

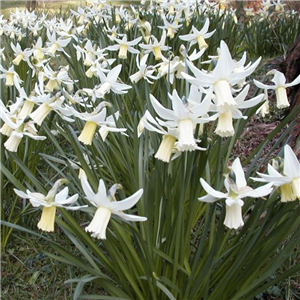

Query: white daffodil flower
left=274, top=0, right=285, bottom=11
left=70, top=102, right=126, bottom=145
left=252, top=145, right=300, bottom=202
left=98, top=111, right=127, bottom=141
left=70, top=6, right=91, bottom=24
left=32, top=36, right=47, bottom=61
left=208, top=84, right=264, bottom=137
left=29, top=87, right=74, bottom=126
left=129, top=54, right=157, bottom=84
left=0, top=65, right=23, bottom=91
left=155, top=55, right=181, bottom=84
left=256, top=89, right=270, bottom=118
left=69, top=102, right=110, bottom=145
left=106, top=35, right=142, bottom=59
left=182, top=40, right=261, bottom=109
left=105, top=25, right=122, bottom=41
left=74, top=40, right=106, bottom=66
left=261, top=0, right=273, bottom=10
left=137, top=20, right=152, bottom=43
left=45, top=29, right=71, bottom=57
left=0, top=108, right=46, bottom=152
left=14, top=179, right=85, bottom=232
left=149, top=88, right=212, bottom=152
left=41, top=64, right=74, bottom=92
left=157, top=15, right=182, bottom=39
left=179, top=18, right=215, bottom=50
left=11, top=42, right=33, bottom=66
left=160, top=0, right=177, bottom=15
left=253, top=70, right=300, bottom=109
left=17, top=88, right=35, bottom=119
left=27, top=20, right=43, bottom=36
left=139, top=110, right=179, bottom=162
left=139, top=31, right=171, bottom=61
left=158, top=16, right=182, bottom=39
left=94, top=64, right=132, bottom=98
left=81, top=172, right=146, bottom=239
left=199, top=158, right=273, bottom=229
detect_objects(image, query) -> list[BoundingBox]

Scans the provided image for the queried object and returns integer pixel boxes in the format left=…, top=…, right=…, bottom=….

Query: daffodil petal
left=200, top=178, right=227, bottom=199
left=109, top=189, right=143, bottom=211
left=284, top=145, right=300, bottom=178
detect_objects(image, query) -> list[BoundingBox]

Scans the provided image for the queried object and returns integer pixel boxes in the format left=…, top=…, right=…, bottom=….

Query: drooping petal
left=242, top=183, right=273, bottom=198
left=253, top=79, right=274, bottom=90
left=109, top=189, right=143, bottom=211
left=81, top=173, right=97, bottom=205
left=114, top=211, right=147, bottom=221
left=285, top=74, right=300, bottom=88
left=198, top=194, right=219, bottom=203
left=200, top=178, right=227, bottom=199
left=150, top=94, right=176, bottom=120
left=14, top=189, right=30, bottom=199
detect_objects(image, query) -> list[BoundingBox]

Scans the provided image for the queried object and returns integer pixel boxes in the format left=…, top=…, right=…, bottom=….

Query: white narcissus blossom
left=208, top=84, right=264, bottom=137
left=182, top=40, right=261, bottom=109
left=274, top=0, right=285, bottom=11
left=199, top=158, right=273, bottom=229
left=41, top=64, right=74, bottom=92
left=182, top=41, right=263, bottom=137
left=158, top=16, right=182, bottom=39
left=0, top=65, right=23, bottom=91
left=256, top=89, right=270, bottom=118
left=139, top=110, right=179, bottom=163
left=83, top=64, right=131, bottom=100
left=139, top=30, right=171, bottom=61
left=106, top=35, right=142, bottom=59
left=0, top=102, right=46, bottom=152
left=129, top=54, right=157, bottom=84
left=137, top=20, right=152, bottom=43
left=32, top=37, right=46, bottom=61
left=45, top=29, right=71, bottom=57
left=69, top=102, right=110, bottom=145
left=81, top=172, right=146, bottom=239
left=98, top=111, right=128, bottom=141
left=11, top=42, right=33, bottom=66
left=148, top=88, right=212, bottom=152
left=70, top=6, right=91, bottom=24
left=179, top=18, right=215, bottom=50
left=254, top=70, right=300, bottom=109
left=29, top=86, right=74, bottom=126
left=252, top=145, right=300, bottom=202
left=14, top=179, right=85, bottom=232
left=69, top=102, right=126, bottom=145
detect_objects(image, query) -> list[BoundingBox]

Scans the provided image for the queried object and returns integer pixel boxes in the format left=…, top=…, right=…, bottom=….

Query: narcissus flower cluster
left=2, top=0, right=299, bottom=238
